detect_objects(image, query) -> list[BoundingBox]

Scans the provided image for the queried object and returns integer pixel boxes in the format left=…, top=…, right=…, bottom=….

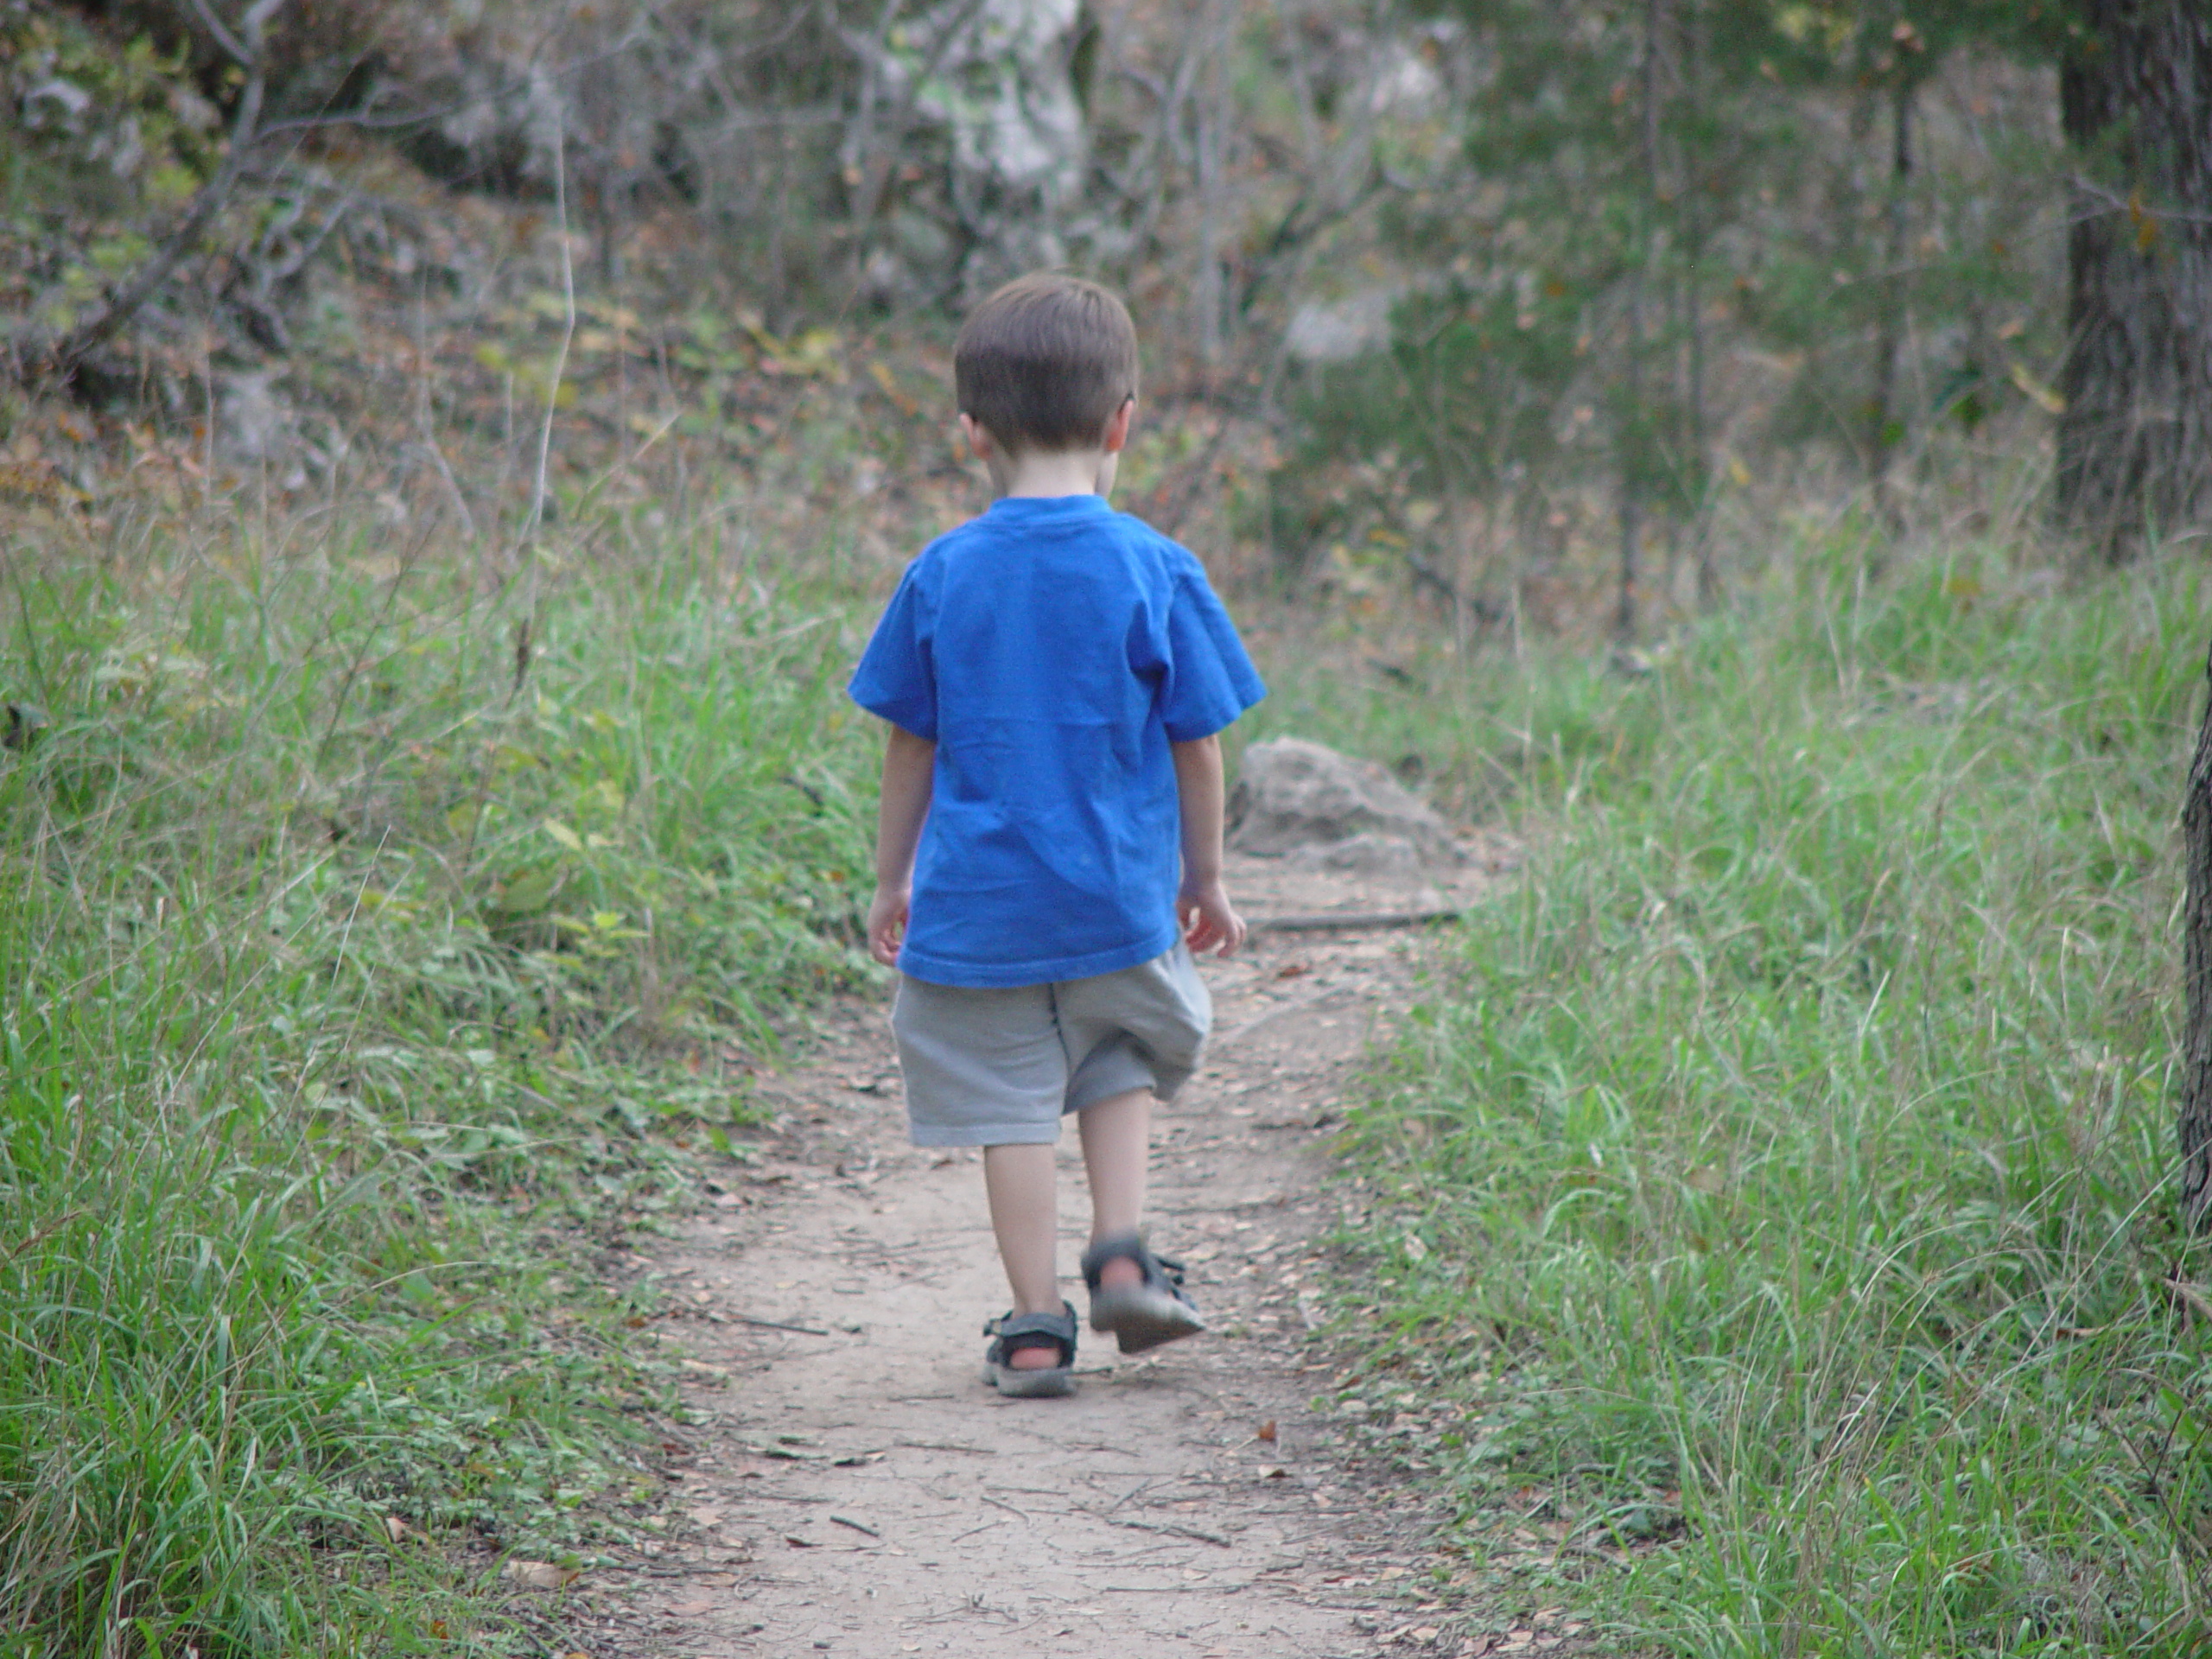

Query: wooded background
left=11, top=10, right=2212, bottom=1651
left=6, top=1, right=2203, bottom=630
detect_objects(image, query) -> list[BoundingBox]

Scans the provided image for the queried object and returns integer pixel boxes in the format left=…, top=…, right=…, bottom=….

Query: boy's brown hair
left=954, top=273, right=1139, bottom=454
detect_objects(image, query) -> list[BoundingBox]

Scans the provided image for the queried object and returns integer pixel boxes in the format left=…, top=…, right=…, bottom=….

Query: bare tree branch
left=844, top=0, right=991, bottom=232
left=184, top=0, right=251, bottom=65
left=24, top=0, right=644, bottom=383
left=255, top=34, right=648, bottom=143
left=40, top=0, right=290, bottom=378
left=522, top=123, right=576, bottom=553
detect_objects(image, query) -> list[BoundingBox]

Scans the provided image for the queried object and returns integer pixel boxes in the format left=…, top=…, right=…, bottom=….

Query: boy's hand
left=1178, top=874, right=1246, bottom=958
left=868, top=884, right=911, bottom=967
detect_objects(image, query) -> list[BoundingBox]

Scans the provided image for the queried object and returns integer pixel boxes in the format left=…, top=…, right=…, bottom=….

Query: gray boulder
left=1228, top=737, right=1467, bottom=871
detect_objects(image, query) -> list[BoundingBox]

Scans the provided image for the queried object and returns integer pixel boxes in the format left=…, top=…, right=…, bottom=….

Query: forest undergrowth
left=1331, top=542, right=2212, bottom=1657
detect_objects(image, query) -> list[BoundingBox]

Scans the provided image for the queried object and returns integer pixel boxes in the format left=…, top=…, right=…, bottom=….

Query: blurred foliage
left=0, top=0, right=2107, bottom=628
left=0, top=2, right=221, bottom=335
left=1281, top=0, right=2074, bottom=608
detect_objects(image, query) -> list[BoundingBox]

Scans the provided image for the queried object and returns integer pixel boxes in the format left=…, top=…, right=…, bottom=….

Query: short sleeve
left=849, top=564, right=938, bottom=739
left=1158, top=556, right=1267, bottom=741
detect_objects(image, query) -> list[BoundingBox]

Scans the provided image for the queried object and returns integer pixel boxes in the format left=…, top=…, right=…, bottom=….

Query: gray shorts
left=890, top=944, right=1212, bottom=1147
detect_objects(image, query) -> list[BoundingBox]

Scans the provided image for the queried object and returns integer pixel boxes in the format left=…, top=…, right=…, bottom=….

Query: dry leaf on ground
left=500, top=1560, right=581, bottom=1590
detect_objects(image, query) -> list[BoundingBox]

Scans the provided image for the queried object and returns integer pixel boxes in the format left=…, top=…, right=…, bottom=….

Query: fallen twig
left=728, top=1313, right=834, bottom=1336
left=738, top=1441, right=825, bottom=1462
left=1213, top=987, right=1351, bottom=1050
left=830, top=1513, right=881, bottom=1538
left=1249, top=908, right=1465, bottom=932
left=1096, top=1514, right=1234, bottom=1548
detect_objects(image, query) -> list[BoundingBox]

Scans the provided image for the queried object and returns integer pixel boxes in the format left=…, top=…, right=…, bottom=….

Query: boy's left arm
left=1172, top=734, right=1246, bottom=957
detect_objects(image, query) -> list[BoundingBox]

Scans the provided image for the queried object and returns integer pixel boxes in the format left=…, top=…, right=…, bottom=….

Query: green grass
left=1332, top=544, right=2212, bottom=1656
left=0, top=515, right=877, bottom=1654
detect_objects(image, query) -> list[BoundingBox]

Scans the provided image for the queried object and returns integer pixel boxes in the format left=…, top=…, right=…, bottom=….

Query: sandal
left=981, top=1300, right=1079, bottom=1397
left=1081, top=1231, right=1205, bottom=1354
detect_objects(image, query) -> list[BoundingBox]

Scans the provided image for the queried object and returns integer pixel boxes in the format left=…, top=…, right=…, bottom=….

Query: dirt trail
left=584, top=851, right=1515, bottom=1658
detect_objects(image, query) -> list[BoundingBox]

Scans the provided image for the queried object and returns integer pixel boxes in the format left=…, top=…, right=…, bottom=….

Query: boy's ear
left=957, top=411, right=993, bottom=461
left=1101, top=396, right=1135, bottom=454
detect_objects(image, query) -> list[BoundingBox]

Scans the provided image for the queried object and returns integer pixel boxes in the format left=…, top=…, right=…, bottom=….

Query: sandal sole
left=982, top=1363, right=1077, bottom=1397
left=1090, top=1287, right=1205, bottom=1354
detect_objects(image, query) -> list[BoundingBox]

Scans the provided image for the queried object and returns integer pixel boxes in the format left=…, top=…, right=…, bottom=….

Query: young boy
left=849, top=272, right=1266, bottom=1398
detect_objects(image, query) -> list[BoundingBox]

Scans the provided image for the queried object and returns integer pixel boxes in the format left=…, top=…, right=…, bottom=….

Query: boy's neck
left=961, top=404, right=1131, bottom=502
left=987, top=445, right=1116, bottom=501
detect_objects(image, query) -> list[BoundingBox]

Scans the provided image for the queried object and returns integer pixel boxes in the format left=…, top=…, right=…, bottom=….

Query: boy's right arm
left=868, top=726, right=935, bottom=967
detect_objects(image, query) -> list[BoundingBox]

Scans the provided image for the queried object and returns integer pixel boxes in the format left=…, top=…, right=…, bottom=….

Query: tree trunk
left=2180, top=643, right=2212, bottom=1230
left=2057, top=2, right=2212, bottom=558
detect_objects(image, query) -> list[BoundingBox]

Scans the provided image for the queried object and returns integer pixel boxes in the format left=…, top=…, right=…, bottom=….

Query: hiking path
left=573, top=847, right=1594, bottom=1659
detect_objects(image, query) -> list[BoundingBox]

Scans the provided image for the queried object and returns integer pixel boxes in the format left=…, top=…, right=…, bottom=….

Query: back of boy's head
left=954, top=273, right=1139, bottom=455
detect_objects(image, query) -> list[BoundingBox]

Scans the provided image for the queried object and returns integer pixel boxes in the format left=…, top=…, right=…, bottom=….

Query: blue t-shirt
left=849, top=494, right=1266, bottom=988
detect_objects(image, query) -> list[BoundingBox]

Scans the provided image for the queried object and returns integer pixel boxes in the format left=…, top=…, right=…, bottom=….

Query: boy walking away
left=849, top=273, right=1265, bottom=1398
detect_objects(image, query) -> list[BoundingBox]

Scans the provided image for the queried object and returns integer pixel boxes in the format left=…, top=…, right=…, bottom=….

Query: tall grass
left=0, top=516, right=876, bottom=1654
left=1338, top=545, right=2212, bottom=1656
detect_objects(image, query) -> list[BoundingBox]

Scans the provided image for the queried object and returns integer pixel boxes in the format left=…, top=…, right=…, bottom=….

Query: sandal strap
left=1080, top=1230, right=1181, bottom=1293
left=986, top=1301, right=1077, bottom=1363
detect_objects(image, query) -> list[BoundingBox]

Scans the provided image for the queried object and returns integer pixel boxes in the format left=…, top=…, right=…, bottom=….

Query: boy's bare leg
left=982, top=1143, right=1065, bottom=1370
left=982, top=1093, right=1149, bottom=1372
left=1078, top=1088, right=1149, bottom=1293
